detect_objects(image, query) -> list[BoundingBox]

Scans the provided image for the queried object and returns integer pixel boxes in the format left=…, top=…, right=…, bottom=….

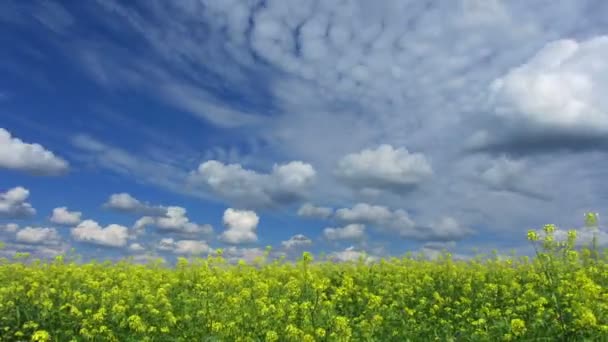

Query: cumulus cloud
left=335, top=203, right=415, bottom=234
left=281, top=234, right=313, bottom=250
left=323, top=223, right=365, bottom=241
left=71, top=219, right=129, bottom=247
left=297, top=203, right=333, bottom=219
left=50, top=207, right=82, bottom=225
left=223, top=246, right=267, bottom=263
left=0, top=186, right=36, bottom=219
left=220, top=208, right=259, bottom=244
left=480, top=36, right=608, bottom=154
left=335, top=203, right=472, bottom=241
left=128, top=243, right=145, bottom=252
left=0, top=128, right=69, bottom=175
left=328, top=246, right=377, bottom=263
left=335, top=145, right=433, bottom=194
left=15, top=227, right=60, bottom=245
left=104, top=193, right=167, bottom=216
left=0, top=223, right=18, bottom=233
left=132, top=216, right=155, bottom=237
left=0, top=242, right=69, bottom=260
left=133, top=207, right=213, bottom=236
left=156, top=238, right=211, bottom=255
left=189, top=160, right=315, bottom=208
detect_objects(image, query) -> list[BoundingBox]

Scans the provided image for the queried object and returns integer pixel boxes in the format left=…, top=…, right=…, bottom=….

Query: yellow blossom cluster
left=0, top=225, right=607, bottom=341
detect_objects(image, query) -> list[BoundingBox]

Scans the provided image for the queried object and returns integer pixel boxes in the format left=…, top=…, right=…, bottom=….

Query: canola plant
left=0, top=221, right=607, bottom=341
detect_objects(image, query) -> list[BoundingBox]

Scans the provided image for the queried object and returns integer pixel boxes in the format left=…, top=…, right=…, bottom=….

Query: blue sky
left=1, top=0, right=608, bottom=264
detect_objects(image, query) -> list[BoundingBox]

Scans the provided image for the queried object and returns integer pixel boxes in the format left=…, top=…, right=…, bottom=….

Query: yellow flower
left=211, top=322, right=223, bottom=333
left=510, top=318, right=526, bottom=336
left=265, top=330, right=279, bottom=342
left=31, top=330, right=51, bottom=342
left=575, top=308, right=597, bottom=328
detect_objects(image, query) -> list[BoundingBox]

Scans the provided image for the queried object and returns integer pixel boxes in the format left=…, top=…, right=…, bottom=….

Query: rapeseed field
left=1, top=218, right=607, bottom=341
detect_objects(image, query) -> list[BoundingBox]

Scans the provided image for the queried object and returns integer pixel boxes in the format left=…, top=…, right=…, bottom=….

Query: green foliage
left=0, top=213, right=607, bottom=341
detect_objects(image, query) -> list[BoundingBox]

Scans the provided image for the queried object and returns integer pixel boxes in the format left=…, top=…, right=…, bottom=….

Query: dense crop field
left=1, top=222, right=607, bottom=341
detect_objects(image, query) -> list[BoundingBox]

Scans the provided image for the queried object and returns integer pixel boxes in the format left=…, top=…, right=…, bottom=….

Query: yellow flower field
left=1, top=222, right=607, bottom=341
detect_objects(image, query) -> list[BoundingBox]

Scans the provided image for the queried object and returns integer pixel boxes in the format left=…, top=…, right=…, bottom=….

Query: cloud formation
left=0, top=186, right=36, bottom=219
left=104, top=193, right=167, bottom=216
left=220, top=208, right=259, bottom=244
left=0, top=223, right=18, bottom=233
left=71, top=219, right=129, bottom=247
left=297, top=203, right=333, bottom=219
left=190, top=160, right=316, bottom=208
left=157, top=238, right=211, bottom=255
left=50, top=207, right=82, bottom=225
left=328, top=246, right=377, bottom=263
left=16, top=227, right=61, bottom=245
left=0, top=128, right=69, bottom=175
left=335, top=203, right=472, bottom=241
left=323, top=223, right=365, bottom=241
left=476, top=36, right=608, bottom=155
left=133, top=206, right=213, bottom=236
left=281, top=234, right=313, bottom=250
left=335, top=145, right=433, bottom=195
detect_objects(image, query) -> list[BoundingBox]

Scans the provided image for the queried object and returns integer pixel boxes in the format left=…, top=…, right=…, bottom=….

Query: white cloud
left=190, top=160, right=316, bottom=208
left=328, top=246, right=377, bottom=263
left=50, top=207, right=82, bottom=225
left=281, top=234, right=313, bottom=250
left=104, top=193, right=166, bottom=216
left=335, top=203, right=472, bottom=241
left=133, top=207, right=213, bottom=236
left=173, top=240, right=212, bottom=255
left=0, top=186, right=36, bottom=219
left=155, top=238, right=211, bottom=255
left=490, top=37, right=608, bottom=134
left=335, top=203, right=416, bottom=236
left=71, top=220, right=129, bottom=247
left=0, top=128, right=69, bottom=175
left=323, top=223, right=365, bottom=241
left=132, top=216, right=155, bottom=237
left=335, top=203, right=398, bottom=223
left=220, top=208, right=259, bottom=244
left=157, top=238, right=176, bottom=251
left=335, top=145, right=433, bottom=194
left=223, top=246, right=266, bottom=263
left=0, top=223, right=18, bottom=233
left=128, top=243, right=145, bottom=252
left=0, top=241, right=69, bottom=259
left=16, top=227, right=60, bottom=245
left=297, top=203, right=332, bottom=219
